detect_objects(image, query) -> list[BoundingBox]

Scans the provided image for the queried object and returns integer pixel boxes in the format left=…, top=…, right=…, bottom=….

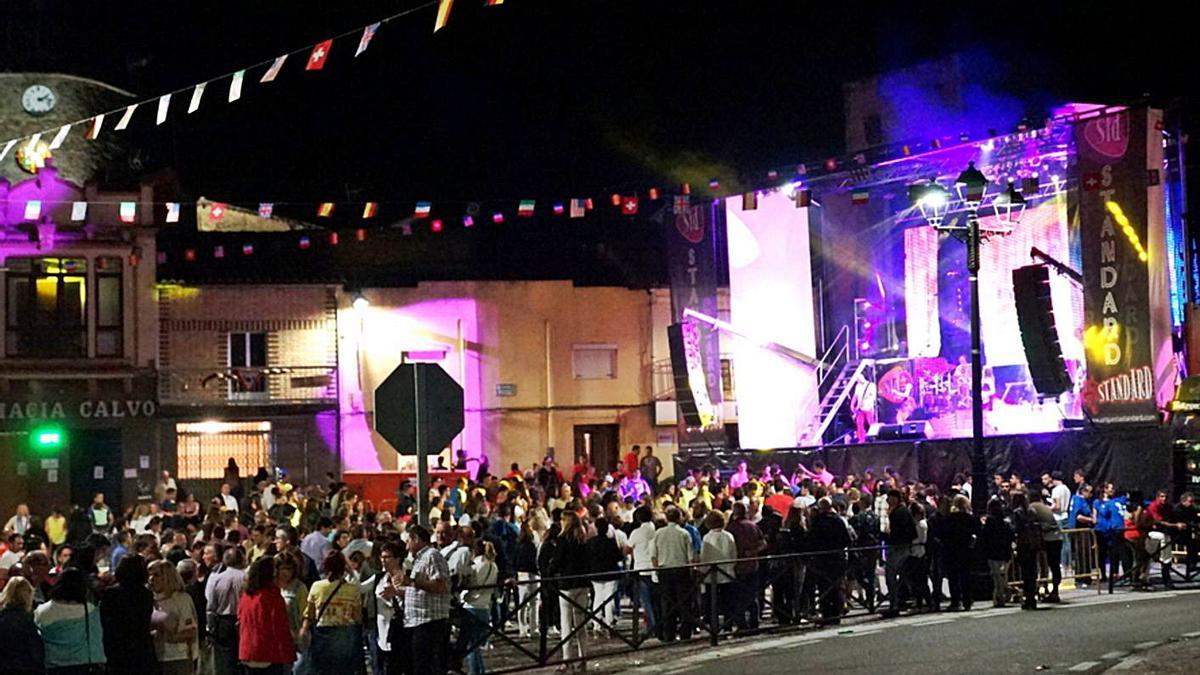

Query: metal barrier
left=1005, top=528, right=1101, bottom=603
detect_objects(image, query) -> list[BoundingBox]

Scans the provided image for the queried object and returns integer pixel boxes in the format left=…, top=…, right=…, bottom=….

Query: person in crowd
left=848, top=494, right=880, bottom=609
left=625, top=506, right=658, bottom=637
left=551, top=510, right=590, bottom=669
left=99, top=553, right=158, bottom=673
left=726, top=501, right=766, bottom=630
left=880, top=489, right=916, bottom=617
left=207, top=546, right=246, bottom=675
left=88, top=493, right=113, bottom=534
left=699, top=509, right=737, bottom=628
left=34, top=567, right=106, bottom=674
left=652, top=506, right=697, bottom=641
left=300, top=551, right=363, bottom=675
left=586, top=518, right=624, bottom=636
left=0, top=532, right=26, bottom=573
left=979, top=499, right=1015, bottom=607
left=4, top=504, right=32, bottom=537
left=374, top=541, right=404, bottom=675
left=461, top=540, right=499, bottom=675
left=640, top=447, right=663, bottom=493
left=806, top=497, right=852, bottom=624
left=270, top=552, right=308, bottom=674
left=149, top=559, right=199, bottom=675
left=1030, top=494, right=1064, bottom=602
left=941, top=495, right=979, bottom=611
left=398, top=524, right=451, bottom=675
left=1095, top=482, right=1128, bottom=582
left=238, top=556, right=296, bottom=674
left=514, top=520, right=541, bottom=639
left=0, top=577, right=45, bottom=674
left=1010, top=491, right=1043, bottom=610
left=300, top=518, right=334, bottom=580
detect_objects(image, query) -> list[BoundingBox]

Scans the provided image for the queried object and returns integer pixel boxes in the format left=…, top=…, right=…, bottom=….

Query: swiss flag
left=621, top=196, right=639, bottom=215
left=307, top=39, right=333, bottom=71
left=1082, top=173, right=1101, bottom=191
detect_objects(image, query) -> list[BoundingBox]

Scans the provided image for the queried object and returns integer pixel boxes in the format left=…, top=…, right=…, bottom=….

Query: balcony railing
left=158, top=365, right=337, bottom=406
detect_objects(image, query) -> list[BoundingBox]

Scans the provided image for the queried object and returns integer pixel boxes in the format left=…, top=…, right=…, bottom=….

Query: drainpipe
left=545, top=319, right=554, bottom=459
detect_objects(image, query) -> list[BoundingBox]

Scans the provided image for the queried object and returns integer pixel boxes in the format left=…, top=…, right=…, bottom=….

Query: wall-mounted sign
left=495, top=383, right=517, bottom=397
left=0, top=399, right=157, bottom=421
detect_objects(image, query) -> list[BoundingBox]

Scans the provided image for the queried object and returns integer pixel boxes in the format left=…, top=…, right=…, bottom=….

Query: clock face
left=21, top=84, right=57, bottom=115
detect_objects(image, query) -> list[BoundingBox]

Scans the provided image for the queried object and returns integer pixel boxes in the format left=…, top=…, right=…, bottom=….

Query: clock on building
left=21, top=84, right=57, bottom=115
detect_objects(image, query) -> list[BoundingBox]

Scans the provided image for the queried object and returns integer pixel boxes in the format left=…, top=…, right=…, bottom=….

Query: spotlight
left=352, top=293, right=369, bottom=313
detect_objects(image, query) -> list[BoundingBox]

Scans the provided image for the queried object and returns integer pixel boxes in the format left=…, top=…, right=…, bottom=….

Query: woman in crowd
left=238, top=556, right=296, bottom=674
left=149, top=559, right=199, bottom=675
left=273, top=552, right=309, bottom=672
left=99, top=554, right=158, bottom=673
left=300, top=550, right=364, bottom=675
left=586, top=518, right=624, bottom=636
left=513, top=520, right=541, bottom=639
left=941, top=495, right=979, bottom=611
left=550, top=510, right=590, bottom=671
left=461, top=540, right=499, bottom=675
left=699, top=509, right=738, bottom=629
left=34, top=567, right=106, bottom=674
left=0, top=577, right=45, bottom=674
left=979, top=499, right=1015, bottom=607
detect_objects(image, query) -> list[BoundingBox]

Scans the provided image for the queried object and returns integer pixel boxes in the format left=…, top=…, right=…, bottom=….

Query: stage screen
left=726, top=190, right=819, bottom=449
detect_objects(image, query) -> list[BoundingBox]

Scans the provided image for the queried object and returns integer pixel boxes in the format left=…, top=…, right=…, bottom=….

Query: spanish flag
left=435, top=0, right=454, bottom=32
left=362, top=202, right=378, bottom=219
left=317, top=202, right=335, bottom=218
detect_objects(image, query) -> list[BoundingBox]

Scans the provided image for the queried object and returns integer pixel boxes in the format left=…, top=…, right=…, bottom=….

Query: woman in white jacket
left=461, top=541, right=498, bottom=675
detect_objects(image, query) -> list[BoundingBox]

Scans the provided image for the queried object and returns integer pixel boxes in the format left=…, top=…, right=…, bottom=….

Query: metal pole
left=968, top=207, right=987, bottom=514
left=415, top=366, right=431, bottom=528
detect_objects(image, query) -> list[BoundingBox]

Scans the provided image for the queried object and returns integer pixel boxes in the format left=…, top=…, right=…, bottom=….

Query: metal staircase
left=802, top=358, right=875, bottom=446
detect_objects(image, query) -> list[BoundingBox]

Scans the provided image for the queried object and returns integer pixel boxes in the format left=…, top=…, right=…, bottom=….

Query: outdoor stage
left=673, top=425, right=1173, bottom=498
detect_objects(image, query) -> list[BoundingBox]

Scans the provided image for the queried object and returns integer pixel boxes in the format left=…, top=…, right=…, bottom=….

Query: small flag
left=767, top=169, right=779, bottom=181
left=708, top=178, right=720, bottom=191
left=518, top=200, right=535, bottom=217
left=901, top=145, right=911, bottom=156
left=120, top=202, right=137, bottom=223
left=49, top=124, right=71, bottom=150
left=241, top=244, right=253, bottom=256
left=435, top=0, right=455, bottom=32
left=742, top=192, right=757, bottom=211
left=824, top=158, right=837, bottom=171
left=681, top=183, right=691, bottom=195
left=414, top=201, right=432, bottom=218
left=462, top=215, right=474, bottom=227
left=796, top=164, right=807, bottom=176
left=648, top=187, right=660, bottom=200
left=210, top=203, right=226, bottom=221
left=362, top=202, right=378, bottom=219
left=431, top=219, right=444, bottom=232
left=188, top=83, right=206, bottom=113
left=261, top=55, right=288, bottom=83
left=258, top=203, right=274, bottom=218
left=610, top=193, right=622, bottom=206
left=621, top=196, right=639, bottom=215
left=318, top=202, right=335, bottom=217
left=492, top=212, right=504, bottom=223
left=156, top=93, right=171, bottom=125
left=299, top=236, right=311, bottom=250
left=166, top=202, right=181, bottom=223
left=356, top=22, right=380, bottom=57
left=356, top=228, right=367, bottom=241
left=213, top=245, right=225, bottom=259
left=552, top=202, right=565, bottom=215
left=795, top=189, right=811, bottom=208
left=115, top=103, right=138, bottom=131
left=184, top=249, right=196, bottom=262
left=24, top=200, right=41, bottom=221
left=307, top=39, right=333, bottom=71
left=0, top=140, right=16, bottom=161
left=86, top=114, right=105, bottom=140
left=329, top=232, right=340, bottom=245
left=569, top=198, right=586, bottom=218
left=71, top=201, right=88, bottom=221
left=584, top=198, right=594, bottom=210
left=486, top=0, right=504, bottom=4
left=851, top=189, right=869, bottom=205
left=228, top=70, right=245, bottom=102
left=674, top=195, right=690, bottom=211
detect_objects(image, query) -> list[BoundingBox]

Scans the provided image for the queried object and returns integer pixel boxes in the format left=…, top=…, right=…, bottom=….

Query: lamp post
left=910, top=162, right=1023, bottom=513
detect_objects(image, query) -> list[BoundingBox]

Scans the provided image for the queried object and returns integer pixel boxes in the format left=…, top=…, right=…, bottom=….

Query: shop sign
left=0, top=399, right=157, bottom=421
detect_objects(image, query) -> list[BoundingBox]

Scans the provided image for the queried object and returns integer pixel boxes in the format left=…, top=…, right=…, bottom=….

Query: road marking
left=1133, top=641, right=1161, bottom=650
left=839, top=629, right=883, bottom=637
left=1100, top=651, right=1129, bottom=659
left=1111, top=657, right=1146, bottom=671
left=1068, top=661, right=1099, bottom=671
left=1182, top=631, right=1200, bottom=638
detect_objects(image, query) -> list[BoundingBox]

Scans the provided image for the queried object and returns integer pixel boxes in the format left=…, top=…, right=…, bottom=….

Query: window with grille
left=176, top=421, right=271, bottom=479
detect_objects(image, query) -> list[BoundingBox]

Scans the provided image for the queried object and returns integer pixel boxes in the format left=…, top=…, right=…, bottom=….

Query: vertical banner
left=1076, top=108, right=1157, bottom=423
left=665, top=199, right=727, bottom=451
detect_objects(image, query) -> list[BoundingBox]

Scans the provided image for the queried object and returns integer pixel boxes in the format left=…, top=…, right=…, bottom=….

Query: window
left=721, top=358, right=735, bottom=399
left=6, top=258, right=87, bottom=357
left=229, top=332, right=267, bottom=396
left=864, top=113, right=883, bottom=146
left=176, top=421, right=271, bottom=479
left=573, top=344, right=617, bottom=379
left=95, top=257, right=123, bottom=356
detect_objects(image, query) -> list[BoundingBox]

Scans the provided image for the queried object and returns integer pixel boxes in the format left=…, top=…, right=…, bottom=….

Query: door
left=573, top=424, right=620, bottom=475
left=69, top=429, right=123, bottom=511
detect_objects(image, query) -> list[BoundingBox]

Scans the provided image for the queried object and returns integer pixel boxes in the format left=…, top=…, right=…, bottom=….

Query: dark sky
left=5, top=0, right=1194, bottom=209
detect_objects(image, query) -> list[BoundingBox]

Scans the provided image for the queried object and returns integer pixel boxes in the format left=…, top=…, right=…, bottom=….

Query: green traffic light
left=31, top=425, right=65, bottom=452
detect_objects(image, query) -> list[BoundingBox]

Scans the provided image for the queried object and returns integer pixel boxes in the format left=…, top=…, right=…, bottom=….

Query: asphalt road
left=619, top=589, right=1200, bottom=674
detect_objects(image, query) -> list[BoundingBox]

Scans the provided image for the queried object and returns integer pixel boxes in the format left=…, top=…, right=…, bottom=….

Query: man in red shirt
left=623, top=445, right=642, bottom=478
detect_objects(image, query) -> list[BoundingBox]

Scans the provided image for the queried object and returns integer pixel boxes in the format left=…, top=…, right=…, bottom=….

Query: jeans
left=1017, top=551, right=1039, bottom=607
left=631, top=574, right=657, bottom=635
left=409, top=620, right=449, bottom=675
left=945, top=555, right=973, bottom=609
left=517, top=572, right=540, bottom=635
left=988, top=559, right=1010, bottom=605
left=558, top=587, right=590, bottom=662
left=884, top=545, right=911, bottom=611
left=309, top=624, right=364, bottom=675
left=1043, top=540, right=1063, bottom=594
left=463, top=607, right=491, bottom=675
left=210, top=614, right=239, bottom=675
left=657, top=568, right=696, bottom=640
left=590, top=580, right=617, bottom=631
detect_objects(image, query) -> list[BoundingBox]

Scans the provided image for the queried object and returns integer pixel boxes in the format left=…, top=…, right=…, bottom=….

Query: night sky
left=2, top=0, right=1195, bottom=284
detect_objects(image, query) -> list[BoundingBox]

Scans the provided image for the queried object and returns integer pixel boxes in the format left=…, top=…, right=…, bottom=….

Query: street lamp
left=911, top=160, right=1014, bottom=513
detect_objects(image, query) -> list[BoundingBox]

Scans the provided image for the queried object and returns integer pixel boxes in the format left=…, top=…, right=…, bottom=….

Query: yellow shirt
left=306, top=578, right=362, bottom=627
left=45, top=515, right=67, bottom=546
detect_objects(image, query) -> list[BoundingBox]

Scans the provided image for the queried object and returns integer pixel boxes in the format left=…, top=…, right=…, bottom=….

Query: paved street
left=615, top=589, right=1200, bottom=675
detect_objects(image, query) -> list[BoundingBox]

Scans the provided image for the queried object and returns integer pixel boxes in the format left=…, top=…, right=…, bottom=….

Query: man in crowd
left=652, top=507, right=697, bottom=641
left=398, top=524, right=451, bottom=675
left=206, top=546, right=245, bottom=675
left=640, top=446, right=663, bottom=494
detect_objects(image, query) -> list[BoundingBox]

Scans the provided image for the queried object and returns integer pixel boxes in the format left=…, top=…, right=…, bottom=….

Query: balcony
left=158, top=365, right=337, bottom=407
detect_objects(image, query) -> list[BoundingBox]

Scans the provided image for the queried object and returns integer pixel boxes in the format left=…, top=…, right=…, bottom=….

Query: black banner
left=664, top=199, right=727, bottom=450
left=1075, top=108, right=1157, bottom=423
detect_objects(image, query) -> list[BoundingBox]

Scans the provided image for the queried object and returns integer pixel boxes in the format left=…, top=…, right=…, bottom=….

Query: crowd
left=0, top=446, right=1195, bottom=675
